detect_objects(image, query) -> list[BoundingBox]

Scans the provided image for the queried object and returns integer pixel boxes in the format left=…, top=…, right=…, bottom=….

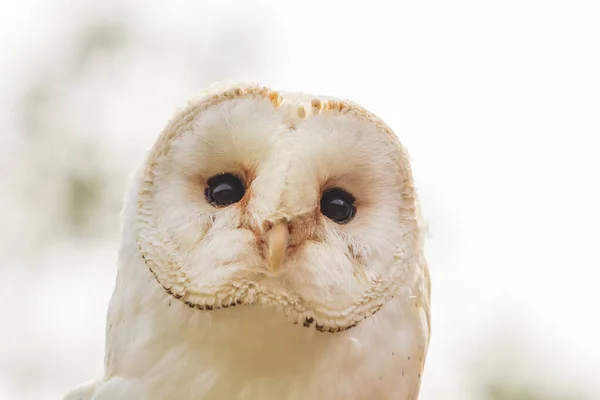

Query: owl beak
left=267, top=220, right=289, bottom=272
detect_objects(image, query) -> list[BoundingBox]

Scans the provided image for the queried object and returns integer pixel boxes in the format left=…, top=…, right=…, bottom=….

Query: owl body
left=66, top=84, right=430, bottom=400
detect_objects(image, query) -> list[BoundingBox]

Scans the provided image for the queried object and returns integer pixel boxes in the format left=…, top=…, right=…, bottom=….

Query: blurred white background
left=1, top=1, right=599, bottom=399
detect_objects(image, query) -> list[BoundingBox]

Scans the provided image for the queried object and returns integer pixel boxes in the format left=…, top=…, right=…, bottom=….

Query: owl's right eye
left=205, top=173, right=246, bottom=207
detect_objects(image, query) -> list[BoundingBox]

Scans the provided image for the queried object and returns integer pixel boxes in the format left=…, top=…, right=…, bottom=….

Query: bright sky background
left=1, top=1, right=599, bottom=399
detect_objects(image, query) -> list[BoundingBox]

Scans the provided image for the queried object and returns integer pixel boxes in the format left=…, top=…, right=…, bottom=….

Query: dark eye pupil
left=320, top=188, right=356, bottom=224
left=205, top=173, right=245, bottom=206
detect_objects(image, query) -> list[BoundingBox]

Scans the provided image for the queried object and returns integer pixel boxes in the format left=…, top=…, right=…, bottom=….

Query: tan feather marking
left=326, top=99, right=341, bottom=111
left=297, top=105, right=306, bottom=118
left=310, top=98, right=323, bottom=113
left=268, top=91, right=282, bottom=107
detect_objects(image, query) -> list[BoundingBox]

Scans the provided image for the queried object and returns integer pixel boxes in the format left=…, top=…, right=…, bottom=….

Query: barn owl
left=65, top=83, right=431, bottom=400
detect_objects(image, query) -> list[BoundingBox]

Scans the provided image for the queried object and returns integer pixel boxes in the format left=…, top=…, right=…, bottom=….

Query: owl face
left=136, top=85, right=421, bottom=333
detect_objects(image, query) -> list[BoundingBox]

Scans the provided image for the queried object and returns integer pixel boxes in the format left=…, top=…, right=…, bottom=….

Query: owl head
left=134, top=83, right=425, bottom=333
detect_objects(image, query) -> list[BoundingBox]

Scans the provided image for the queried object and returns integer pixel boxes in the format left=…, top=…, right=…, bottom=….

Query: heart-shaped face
left=136, top=84, right=425, bottom=333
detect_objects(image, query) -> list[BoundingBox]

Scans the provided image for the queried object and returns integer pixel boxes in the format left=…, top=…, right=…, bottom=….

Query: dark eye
left=205, top=173, right=246, bottom=207
left=320, top=188, right=356, bottom=224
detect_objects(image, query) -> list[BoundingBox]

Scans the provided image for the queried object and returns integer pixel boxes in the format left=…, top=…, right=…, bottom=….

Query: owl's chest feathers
left=108, top=293, right=427, bottom=400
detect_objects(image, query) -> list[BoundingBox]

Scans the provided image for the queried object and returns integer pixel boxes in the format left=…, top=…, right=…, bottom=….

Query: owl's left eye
left=320, top=188, right=356, bottom=224
left=205, top=173, right=246, bottom=207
